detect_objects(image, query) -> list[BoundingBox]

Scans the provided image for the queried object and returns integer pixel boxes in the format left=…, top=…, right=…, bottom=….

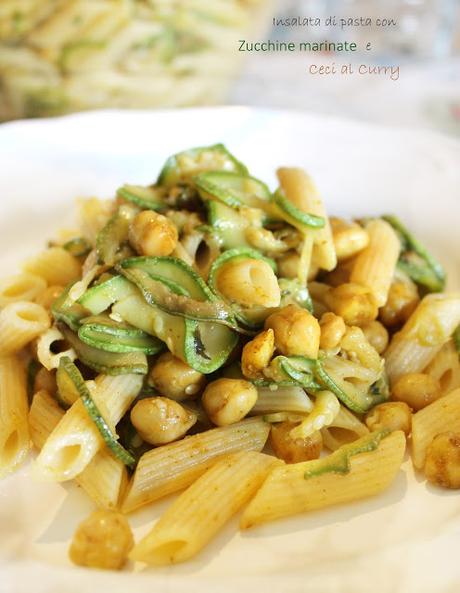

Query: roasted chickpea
left=149, top=352, right=206, bottom=400
left=270, top=422, right=322, bottom=463
left=424, top=432, right=460, bottom=489
left=215, top=257, right=281, bottom=308
left=34, top=367, right=57, bottom=395
left=69, top=510, right=133, bottom=570
left=379, top=277, right=420, bottom=328
left=392, top=373, right=441, bottom=411
left=130, top=397, right=197, bottom=445
left=362, top=320, right=389, bottom=354
left=202, top=378, right=257, bottom=426
left=241, top=329, right=275, bottom=379
left=319, top=312, right=346, bottom=350
left=324, top=282, right=378, bottom=327
left=128, top=210, right=178, bottom=256
left=264, top=304, right=320, bottom=358
left=35, top=285, right=64, bottom=310
left=330, top=217, right=369, bottom=261
left=365, top=402, right=412, bottom=436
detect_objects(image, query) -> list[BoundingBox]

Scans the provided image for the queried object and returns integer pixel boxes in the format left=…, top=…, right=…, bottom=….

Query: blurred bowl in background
left=0, top=0, right=274, bottom=120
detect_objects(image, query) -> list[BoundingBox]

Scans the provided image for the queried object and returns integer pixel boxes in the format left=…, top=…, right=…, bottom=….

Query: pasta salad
left=1, top=143, right=460, bottom=569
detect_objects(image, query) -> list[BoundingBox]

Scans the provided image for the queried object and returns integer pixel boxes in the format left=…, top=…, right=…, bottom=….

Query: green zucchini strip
left=117, top=184, right=165, bottom=210
left=382, top=214, right=446, bottom=293
left=58, top=357, right=135, bottom=467
left=63, top=237, right=91, bottom=257
left=279, top=278, right=313, bottom=312
left=157, top=143, right=248, bottom=187
left=78, top=315, right=164, bottom=354
left=453, top=325, right=460, bottom=356
left=194, top=171, right=271, bottom=210
left=273, top=190, right=325, bottom=230
left=51, top=283, right=88, bottom=331
left=96, top=205, right=135, bottom=266
left=78, top=275, right=135, bottom=315
left=60, top=325, right=148, bottom=375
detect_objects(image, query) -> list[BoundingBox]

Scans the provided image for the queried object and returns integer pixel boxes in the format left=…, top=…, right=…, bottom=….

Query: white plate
left=0, top=107, right=460, bottom=593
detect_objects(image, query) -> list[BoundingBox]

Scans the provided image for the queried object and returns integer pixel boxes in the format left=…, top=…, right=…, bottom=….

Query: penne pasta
left=122, top=417, right=270, bottom=513
left=0, top=301, right=50, bottom=356
left=385, top=294, right=460, bottom=383
left=251, top=385, right=313, bottom=415
left=240, top=430, right=406, bottom=529
left=34, top=373, right=142, bottom=481
left=29, top=389, right=127, bottom=509
left=350, top=218, right=400, bottom=307
left=424, top=340, right=460, bottom=397
left=130, top=451, right=279, bottom=565
left=0, top=355, right=30, bottom=477
left=0, top=272, right=47, bottom=308
left=321, top=404, right=369, bottom=451
left=23, top=246, right=82, bottom=286
left=277, top=167, right=336, bottom=272
left=37, top=326, right=77, bottom=370
left=411, top=387, right=460, bottom=469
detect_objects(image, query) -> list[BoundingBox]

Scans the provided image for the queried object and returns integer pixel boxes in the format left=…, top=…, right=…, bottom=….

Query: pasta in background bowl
left=0, top=107, right=460, bottom=593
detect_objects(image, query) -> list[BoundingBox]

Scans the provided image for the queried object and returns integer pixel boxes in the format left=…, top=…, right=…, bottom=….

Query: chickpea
left=392, top=373, right=441, bottom=411
left=330, top=217, right=369, bottom=261
left=264, top=304, right=320, bottom=358
left=362, top=320, right=389, bottom=354
left=130, top=397, right=197, bottom=445
left=128, top=210, right=178, bottom=256
left=270, top=422, right=322, bottom=463
left=365, top=402, right=411, bottom=436
left=379, top=277, right=420, bottom=328
left=149, top=352, right=206, bottom=400
left=324, top=282, right=378, bottom=327
left=241, top=329, right=275, bottom=379
left=69, top=510, right=133, bottom=570
left=34, top=367, right=57, bottom=395
left=35, top=285, right=64, bottom=310
left=424, top=432, right=460, bottom=489
left=215, top=258, right=281, bottom=308
left=319, top=312, right=346, bottom=350
left=201, top=378, right=257, bottom=426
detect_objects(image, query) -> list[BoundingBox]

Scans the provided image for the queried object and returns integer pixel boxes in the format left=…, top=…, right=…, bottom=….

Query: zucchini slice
left=208, top=247, right=277, bottom=329
left=51, top=284, right=88, bottom=331
left=96, top=205, right=136, bottom=266
left=117, top=184, right=165, bottom=210
left=382, top=214, right=446, bottom=293
left=194, top=171, right=270, bottom=209
left=265, top=356, right=321, bottom=391
left=279, top=278, right=313, bottom=312
left=63, top=237, right=91, bottom=257
left=157, top=143, right=248, bottom=187
left=272, top=189, right=325, bottom=230
left=58, top=357, right=135, bottom=467
left=206, top=200, right=251, bottom=249
left=78, top=315, right=164, bottom=354
left=78, top=275, right=136, bottom=315
left=60, top=325, right=148, bottom=375
left=113, top=293, right=238, bottom=373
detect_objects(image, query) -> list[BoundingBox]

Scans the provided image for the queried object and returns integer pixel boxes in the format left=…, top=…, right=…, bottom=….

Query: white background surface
left=0, top=107, right=460, bottom=593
